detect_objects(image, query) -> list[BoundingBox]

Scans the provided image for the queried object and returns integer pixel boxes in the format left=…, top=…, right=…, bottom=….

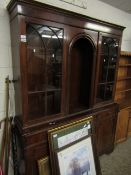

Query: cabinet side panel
left=128, top=113, right=131, bottom=136
left=10, top=16, right=22, bottom=121
left=115, top=109, right=129, bottom=143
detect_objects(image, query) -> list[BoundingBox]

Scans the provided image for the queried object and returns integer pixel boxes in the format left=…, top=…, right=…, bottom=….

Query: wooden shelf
left=98, top=81, right=114, bottom=85
left=28, top=88, right=61, bottom=94
left=119, top=64, right=131, bottom=67
left=118, top=77, right=131, bottom=81
left=115, top=51, right=131, bottom=104
left=116, top=98, right=131, bottom=109
left=121, top=51, right=131, bottom=56
left=116, top=88, right=131, bottom=93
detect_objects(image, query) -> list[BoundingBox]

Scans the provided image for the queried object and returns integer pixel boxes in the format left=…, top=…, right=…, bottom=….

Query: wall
left=0, top=0, right=131, bottom=174
left=0, top=2, right=14, bottom=175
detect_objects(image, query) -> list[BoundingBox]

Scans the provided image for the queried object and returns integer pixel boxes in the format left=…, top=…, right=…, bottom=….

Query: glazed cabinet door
left=19, top=17, right=65, bottom=123
left=95, top=33, right=121, bottom=104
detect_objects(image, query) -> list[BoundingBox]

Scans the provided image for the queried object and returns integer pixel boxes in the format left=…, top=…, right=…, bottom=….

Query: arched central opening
left=69, top=37, right=95, bottom=113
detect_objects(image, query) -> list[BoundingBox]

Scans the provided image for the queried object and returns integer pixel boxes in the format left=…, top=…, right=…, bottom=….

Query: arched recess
left=68, top=34, right=96, bottom=114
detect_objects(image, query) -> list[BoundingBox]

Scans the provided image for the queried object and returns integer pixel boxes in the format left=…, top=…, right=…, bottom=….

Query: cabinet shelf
left=98, top=81, right=114, bottom=85
left=116, top=98, right=131, bottom=109
left=116, top=88, right=131, bottom=93
left=28, top=88, right=61, bottom=94
left=117, top=77, right=131, bottom=81
left=103, top=66, right=116, bottom=69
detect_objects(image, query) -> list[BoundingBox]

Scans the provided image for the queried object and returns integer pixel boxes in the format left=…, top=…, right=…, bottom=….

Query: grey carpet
left=100, top=137, right=131, bottom=175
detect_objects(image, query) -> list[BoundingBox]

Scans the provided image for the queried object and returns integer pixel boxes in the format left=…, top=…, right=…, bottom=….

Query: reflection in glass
left=99, top=37, right=118, bottom=83
left=97, top=36, right=118, bottom=102
left=26, top=23, right=63, bottom=119
left=105, top=83, right=114, bottom=100
left=28, top=93, right=45, bottom=118
left=97, top=84, right=105, bottom=102
left=97, top=83, right=114, bottom=102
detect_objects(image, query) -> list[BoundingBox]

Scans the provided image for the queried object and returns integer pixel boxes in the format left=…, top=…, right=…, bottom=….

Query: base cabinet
left=14, top=104, right=118, bottom=175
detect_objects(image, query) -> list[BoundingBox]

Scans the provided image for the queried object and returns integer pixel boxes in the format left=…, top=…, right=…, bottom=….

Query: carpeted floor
left=100, top=137, right=131, bottom=175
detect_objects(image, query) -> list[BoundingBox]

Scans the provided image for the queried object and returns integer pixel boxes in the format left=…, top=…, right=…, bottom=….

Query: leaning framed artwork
left=57, top=136, right=96, bottom=175
left=48, top=116, right=101, bottom=175
left=38, top=156, right=51, bottom=175
left=48, top=116, right=92, bottom=150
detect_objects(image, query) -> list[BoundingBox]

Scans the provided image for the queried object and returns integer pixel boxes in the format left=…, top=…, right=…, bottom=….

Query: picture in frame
left=48, top=116, right=92, bottom=151
left=57, top=136, right=96, bottom=175
left=60, top=0, right=88, bottom=9
left=38, top=156, right=51, bottom=175
left=48, top=116, right=101, bottom=175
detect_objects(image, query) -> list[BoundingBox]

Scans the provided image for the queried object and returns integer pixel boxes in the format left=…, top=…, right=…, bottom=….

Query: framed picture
left=60, top=0, right=88, bottom=9
left=48, top=116, right=101, bottom=175
left=57, top=136, right=96, bottom=175
left=48, top=116, right=92, bottom=151
left=38, top=157, right=51, bottom=175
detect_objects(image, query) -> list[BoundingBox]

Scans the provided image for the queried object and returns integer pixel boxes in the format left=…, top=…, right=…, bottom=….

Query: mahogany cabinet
left=7, top=0, right=125, bottom=174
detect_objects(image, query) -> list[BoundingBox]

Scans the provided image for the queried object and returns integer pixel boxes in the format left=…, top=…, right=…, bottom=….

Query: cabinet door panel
left=115, top=109, right=129, bottom=143
left=95, top=108, right=117, bottom=155
left=26, top=22, right=64, bottom=120
left=96, top=33, right=120, bottom=104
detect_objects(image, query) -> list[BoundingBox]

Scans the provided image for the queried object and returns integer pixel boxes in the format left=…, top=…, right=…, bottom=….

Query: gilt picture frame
left=38, top=157, right=51, bottom=175
left=48, top=116, right=98, bottom=175
left=48, top=116, right=92, bottom=151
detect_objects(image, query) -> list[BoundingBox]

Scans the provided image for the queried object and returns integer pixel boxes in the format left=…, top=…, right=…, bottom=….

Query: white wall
left=0, top=0, right=131, bottom=174
left=0, top=4, right=12, bottom=139
left=0, top=3, right=14, bottom=175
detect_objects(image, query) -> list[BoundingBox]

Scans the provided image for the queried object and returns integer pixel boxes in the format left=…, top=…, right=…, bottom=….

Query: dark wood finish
left=8, top=0, right=125, bottom=175
left=94, top=103, right=118, bottom=155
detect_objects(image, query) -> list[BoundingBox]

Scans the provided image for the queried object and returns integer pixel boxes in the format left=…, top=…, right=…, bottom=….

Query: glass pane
left=107, top=39, right=118, bottom=81
left=105, top=83, right=114, bottom=100
left=28, top=93, right=45, bottom=118
left=97, top=36, right=119, bottom=103
left=99, top=37, right=118, bottom=83
left=107, top=66, right=115, bottom=82
left=96, top=84, right=106, bottom=102
left=96, top=83, right=114, bottom=102
left=46, top=28, right=62, bottom=90
left=99, top=55, right=108, bottom=82
left=27, top=25, right=46, bottom=91
left=26, top=23, right=63, bottom=119
left=47, top=90, right=61, bottom=115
